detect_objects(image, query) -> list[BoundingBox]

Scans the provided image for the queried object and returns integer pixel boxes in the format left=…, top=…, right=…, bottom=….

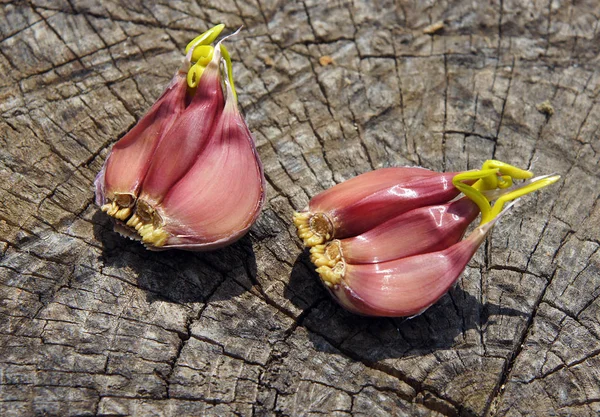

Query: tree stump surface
left=1, top=1, right=599, bottom=416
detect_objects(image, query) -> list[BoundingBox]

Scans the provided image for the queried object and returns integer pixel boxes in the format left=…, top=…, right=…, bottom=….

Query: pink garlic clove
left=310, top=197, right=480, bottom=266
left=133, top=44, right=225, bottom=209
left=316, top=217, right=495, bottom=317
left=308, top=166, right=437, bottom=212
left=96, top=24, right=225, bottom=222
left=95, top=67, right=188, bottom=221
left=294, top=171, right=464, bottom=246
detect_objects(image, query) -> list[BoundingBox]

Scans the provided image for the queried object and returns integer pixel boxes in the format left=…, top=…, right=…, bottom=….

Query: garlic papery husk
left=95, top=63, right=188, bottom=221
left=130, top=44, right=265, bottom=250
left=294, top=171, right=464, bottom=246
left=310, top=197, right=480, bottom=267
left=313, top=173, right=560, bottom=317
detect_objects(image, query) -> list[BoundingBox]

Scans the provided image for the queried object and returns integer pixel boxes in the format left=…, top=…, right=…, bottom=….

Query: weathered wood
left=1, top=1, right=599, bottom=416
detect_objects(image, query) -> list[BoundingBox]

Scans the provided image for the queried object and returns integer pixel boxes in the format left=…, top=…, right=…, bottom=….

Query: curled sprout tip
left=472, top=160, right=533, bottom=191
left=454, top=167, right=560, bottom=225
left=482, top=159, right=533, bottom=179
left=185, top=24, right=227, bottom=88
left=453, top=168, right=499, bottom=223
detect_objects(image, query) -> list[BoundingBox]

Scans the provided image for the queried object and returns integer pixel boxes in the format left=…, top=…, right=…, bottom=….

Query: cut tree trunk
left=1, top=1, right=599, bottom=416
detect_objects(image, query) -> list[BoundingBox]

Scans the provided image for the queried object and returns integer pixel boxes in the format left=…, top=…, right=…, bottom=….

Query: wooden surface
left=1, top=1, right=600, bottom=416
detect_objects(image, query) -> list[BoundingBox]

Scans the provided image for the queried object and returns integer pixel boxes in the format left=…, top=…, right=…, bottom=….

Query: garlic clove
left=308, top=166, right=437, bottom=212
left=293, top=160, right=539, bottom=247
left=320, top=219, right=494, bottom=317
left=130, top=44, right=265, bottom=250
left=311, top=197, right=480, bottom=266
left=295, top=171, right=464, bottom=246
left=293, top=167, right=437, bottom=246
left=96, top=67, right=188, bottom=221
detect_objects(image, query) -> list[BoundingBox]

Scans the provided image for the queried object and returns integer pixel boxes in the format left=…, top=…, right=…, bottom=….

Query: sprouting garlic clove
left=95, top=64, right=188, bottom=222
left=125, top=36, right=227, bottom=243
left=317, top=218, right=495, bottom=317
left=134, top=45, right=265, bottom=250
left=294, top=170, right=465, bottom=246
left=133, top=43, right=225, bottom=210
left=293, top=167, right=437, bottom=247
left=293, top=167, right=437, bottom=246
left=293, top=159, right=542, bottom=248
left=310, top=172, right=561, bottom=317
left=310, top=197, right=480, bottom=267
left=308, top=166, right=437, bottom=212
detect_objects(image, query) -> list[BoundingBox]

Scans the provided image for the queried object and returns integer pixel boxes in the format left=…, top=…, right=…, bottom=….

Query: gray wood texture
left=1, top=1, right=599, bottom=416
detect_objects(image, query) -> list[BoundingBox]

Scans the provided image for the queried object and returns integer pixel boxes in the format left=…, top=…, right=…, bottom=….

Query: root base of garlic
left=316, top=261, right=345, bottom=287
left=293, top=211, right=334, bottom=246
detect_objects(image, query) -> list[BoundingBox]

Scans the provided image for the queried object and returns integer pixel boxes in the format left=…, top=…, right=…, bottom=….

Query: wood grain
left=1, top=1, right=599, bottom=416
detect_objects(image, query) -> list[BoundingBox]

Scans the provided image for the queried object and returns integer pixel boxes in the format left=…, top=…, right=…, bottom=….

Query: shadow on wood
left=287, top=249, right=527, bottom=360
left=92, top=209, right=256, bottom=305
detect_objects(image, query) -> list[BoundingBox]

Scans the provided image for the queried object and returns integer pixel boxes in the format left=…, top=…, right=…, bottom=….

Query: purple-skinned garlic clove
left=317, top=218, right=495, bottom=317
left=310, top=197, right=480, bottom=266
left=308, top=166, right=437, bottom=211
left=294, top=170, right=466, bottom=246
left=128, top=44, right=225, bottom=219
left=95, top=63, right=189, bottom=221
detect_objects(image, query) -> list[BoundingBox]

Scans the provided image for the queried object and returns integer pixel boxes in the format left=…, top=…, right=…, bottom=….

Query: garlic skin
left=294, top=171, right=464, bottom=246
left=311, top=197, right=479, bottom=266
left=96, top=26, right=265, bottom=251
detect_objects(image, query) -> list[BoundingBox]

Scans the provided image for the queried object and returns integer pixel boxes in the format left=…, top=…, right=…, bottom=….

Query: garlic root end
left=293, top=211, right=334, bottom=247
left=315, top=262, right=345, bottom=286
